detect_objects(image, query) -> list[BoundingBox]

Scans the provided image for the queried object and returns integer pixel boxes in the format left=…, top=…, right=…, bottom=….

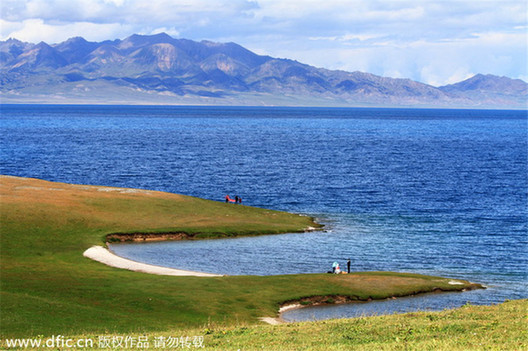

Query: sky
left=1, top=0, right=526, bottom=86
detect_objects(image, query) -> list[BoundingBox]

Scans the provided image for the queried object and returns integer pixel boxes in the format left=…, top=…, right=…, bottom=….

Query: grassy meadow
left=1, top=175, right=525, bottom=350
left=194, top=299, right=527, bottom=350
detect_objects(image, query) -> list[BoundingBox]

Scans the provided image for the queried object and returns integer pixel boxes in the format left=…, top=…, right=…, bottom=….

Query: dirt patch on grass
left=0, top=175, right=183, bottom=205
left=279, top=295, right=362, bottom=312
left=106, top=232, right=192, bottom=242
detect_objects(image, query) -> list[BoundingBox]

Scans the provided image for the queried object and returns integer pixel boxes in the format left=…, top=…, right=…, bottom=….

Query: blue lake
left=1, top=104, right=527, bottom=321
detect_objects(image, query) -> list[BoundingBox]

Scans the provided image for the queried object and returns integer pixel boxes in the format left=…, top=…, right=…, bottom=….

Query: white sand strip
left=448, top=280, right=465, bottom=285
left=279, top=303, right=302, bottom=313
left=258, top=317, right=284, bottom=325
left=83, top=246, right=222, bottom=277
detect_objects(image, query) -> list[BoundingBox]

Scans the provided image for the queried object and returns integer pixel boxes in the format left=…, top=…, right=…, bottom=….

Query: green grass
left=194, top=299, right=527, bottom=350
left=1, top=176, right=521, bottom=350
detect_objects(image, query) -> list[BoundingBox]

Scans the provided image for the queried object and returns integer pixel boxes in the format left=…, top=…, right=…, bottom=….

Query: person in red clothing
left=225, top=195, right=236, bottom=203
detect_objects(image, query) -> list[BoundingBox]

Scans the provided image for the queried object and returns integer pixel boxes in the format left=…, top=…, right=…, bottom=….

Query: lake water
left=1, top=104, right=526, bottom=321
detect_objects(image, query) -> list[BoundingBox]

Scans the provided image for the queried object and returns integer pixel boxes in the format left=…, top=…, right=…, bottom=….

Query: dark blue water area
left=1, top=104, right=527, bottom=321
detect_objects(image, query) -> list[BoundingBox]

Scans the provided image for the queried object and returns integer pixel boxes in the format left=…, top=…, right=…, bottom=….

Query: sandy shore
left=83, top=246, right=222, bottom=277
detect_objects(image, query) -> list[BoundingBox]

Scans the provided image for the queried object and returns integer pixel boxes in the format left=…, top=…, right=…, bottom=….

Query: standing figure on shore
left=238, top=196, right=242, bottom=204
left=235, top=195, right=239, bottom=204
left=347, top=258, right=351, bottom=273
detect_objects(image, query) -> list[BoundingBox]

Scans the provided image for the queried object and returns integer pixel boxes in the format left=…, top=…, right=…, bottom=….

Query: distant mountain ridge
left=1, top=33, right=526, bottom=108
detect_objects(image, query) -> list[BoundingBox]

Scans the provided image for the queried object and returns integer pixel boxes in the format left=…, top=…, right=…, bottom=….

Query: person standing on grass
left=347, top=258, right=351, bottom=273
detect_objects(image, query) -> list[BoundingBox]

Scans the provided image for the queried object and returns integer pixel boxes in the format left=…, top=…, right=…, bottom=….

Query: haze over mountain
left=1, top=33, right=526, bottom=108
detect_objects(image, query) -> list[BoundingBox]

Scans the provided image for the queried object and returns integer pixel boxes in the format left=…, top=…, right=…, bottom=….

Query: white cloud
left=149, top=27, right=181, bottom=37
left=103, top=0, right=125, bottom=5
left=309, top=33, right=383, bottom=43
left=0, top=18, right=134, bottom=43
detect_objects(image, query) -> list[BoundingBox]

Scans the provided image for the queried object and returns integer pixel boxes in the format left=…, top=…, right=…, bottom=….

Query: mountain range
left=1, top=33, right=526, bottom=108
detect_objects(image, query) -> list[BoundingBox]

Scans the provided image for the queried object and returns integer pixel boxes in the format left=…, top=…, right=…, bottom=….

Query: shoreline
left=269, top=283, right=485, bottom=324
left=106, top=225, right=323, bottom=243
left=277, top=282, right=483, bottom=314
left=84, top=244, right=484, bottom=325
left=83, top=246, right=223, bottom=277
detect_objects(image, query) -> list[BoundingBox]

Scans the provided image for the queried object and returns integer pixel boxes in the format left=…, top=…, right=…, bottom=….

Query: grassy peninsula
left=1, top=176, right=524, bottom=349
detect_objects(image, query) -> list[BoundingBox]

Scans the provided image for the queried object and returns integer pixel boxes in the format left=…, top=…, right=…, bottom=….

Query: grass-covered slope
left=1, top=176, right=484, bottom=341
